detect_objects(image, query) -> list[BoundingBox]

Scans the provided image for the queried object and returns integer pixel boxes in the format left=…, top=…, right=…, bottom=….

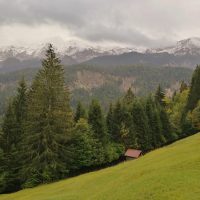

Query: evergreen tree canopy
left=180, top=81, right=188, bottom=93
left=131, top=100, right=150, bottom=151
left=74, top=102, right=87, bottom=122
left=69, top=118, right=104, bottom=170
left=191, top=101, right=200, bottom=131
left=155, top=85, right=166, bottom=107
left=0, top=101, right=20, bottom=193
left=122, top=88, right=135, bottom=106
left=106, top=103, right=114, bottom=137
left=185, top=65, right=200, bottom=112
left=22, top=44, right=73, bottom=187
left=111, top=101, right=124, bottom=143
left=88, top=99, right=106, bottom=143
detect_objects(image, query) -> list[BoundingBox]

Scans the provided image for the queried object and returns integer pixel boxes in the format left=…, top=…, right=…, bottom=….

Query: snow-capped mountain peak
left=0, top=41, right=138, bottom=63
left=148, top=37, right=200, bottom=56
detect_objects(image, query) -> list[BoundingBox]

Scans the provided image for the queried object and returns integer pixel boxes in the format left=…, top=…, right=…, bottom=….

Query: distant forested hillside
left=85, top=51, right=200, bottom=68
left=0, top=64, right=193, bottom=115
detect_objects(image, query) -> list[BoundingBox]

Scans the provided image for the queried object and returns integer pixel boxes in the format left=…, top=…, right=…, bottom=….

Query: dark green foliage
left=21, top=44, right=73, bottom=188
left=145, top=96, right=160, bottom=149
left=106, top=103, right=114, bottom=137
left=0, top=102, right=20, bottom=193
left=74, top=102, right=87, bottom=122
left=159, top=107, right=177, bottom=143
left=155, top=85, right=166, bottom=107
left=182, top=66, right=200, bottom=135
left=68, top=119, right=104, bottom=170
left=122, top=88, right=135, bottom=106
left=180, top=81, right=188, bottom=93
left=0, top=148, right=5, bottom=192
left=185, top=65, right=200, bottom=112
left=1, top=79, right=28, bottom=192
left=191, top=101, right=200, bottom=131
left=109, top=101, right=122, bottom=142
left=104, top=142, right=125, bottom=163
left=88, top=99, right=107, bottom=143
left=131, top=100, right=150, bottom=151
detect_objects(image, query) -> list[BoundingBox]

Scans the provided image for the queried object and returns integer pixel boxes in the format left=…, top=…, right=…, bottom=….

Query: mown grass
left=1, top=133, right=200, bottom=200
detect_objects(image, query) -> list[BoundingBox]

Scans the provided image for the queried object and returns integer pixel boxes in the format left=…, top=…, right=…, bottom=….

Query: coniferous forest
left=0, top=45, right=200, bottom=193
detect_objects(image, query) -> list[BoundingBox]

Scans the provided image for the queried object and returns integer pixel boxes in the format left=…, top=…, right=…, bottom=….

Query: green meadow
left=1, top=133, right=200, bottom=200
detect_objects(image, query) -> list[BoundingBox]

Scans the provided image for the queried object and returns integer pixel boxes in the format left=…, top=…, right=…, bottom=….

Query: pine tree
left=182, top=66, right=200, bottom=134
left=185, top=65, right=200, bottom=112
left=131, top=100, right=150, bottom=151
left=111, top=101, right=124, bottom=143
left=0, top=78, right=28, bottom=193
left=191, top=101, right=200, bottom=131
left=0, top=101, right=20, bottom=193
left=13, top=77, right=28, bottom=151
left=22, top=44, right=73, bottom=187
left=122, top=88, right=134, bottom=106
left=145, top=96, right=156, bottom=149
left=180, top=81, right=188, bottom=93
left=159, top=106, right=177, bottom=143
left=155, top=85, right=166, bottom=107
left=88, top=99, right=107, bottom=143
left=106, top=103, right=114, bottom=138
left=74, top=102, right=87, bottom=122
left=0, top=147, right=6, bottom=193
left=1, top=102, right=17, bottom=154
left=68, top=119, right=104, bottom=171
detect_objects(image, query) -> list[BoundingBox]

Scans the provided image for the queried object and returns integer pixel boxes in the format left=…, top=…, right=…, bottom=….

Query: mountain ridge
left=1, top=37, right=200, bottom=72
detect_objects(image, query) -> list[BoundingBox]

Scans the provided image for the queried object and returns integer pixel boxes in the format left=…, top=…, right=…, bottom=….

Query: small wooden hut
left=125, top=149, right=142, bottom=160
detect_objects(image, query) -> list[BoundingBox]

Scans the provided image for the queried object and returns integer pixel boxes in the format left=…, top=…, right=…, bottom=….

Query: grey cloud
left=0, top=0, right=200, bottom=47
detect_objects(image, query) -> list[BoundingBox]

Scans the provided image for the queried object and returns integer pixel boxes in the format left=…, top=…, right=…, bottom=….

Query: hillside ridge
left=1, top=133, right=199, bottom=200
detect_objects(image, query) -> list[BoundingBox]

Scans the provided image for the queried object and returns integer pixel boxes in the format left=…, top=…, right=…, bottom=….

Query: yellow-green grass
left=1, top=133, right=200, bottom=200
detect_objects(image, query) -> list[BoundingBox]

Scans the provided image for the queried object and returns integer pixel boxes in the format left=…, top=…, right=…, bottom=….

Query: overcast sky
left=0, top=0, right=200, bottom=48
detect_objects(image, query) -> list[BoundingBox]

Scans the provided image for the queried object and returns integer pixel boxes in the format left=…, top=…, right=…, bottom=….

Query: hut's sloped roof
left=125, top=149, right=142, bottom=158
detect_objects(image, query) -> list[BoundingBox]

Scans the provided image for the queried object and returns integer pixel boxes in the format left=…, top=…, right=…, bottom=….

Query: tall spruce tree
left=111, top=101, right=124, bottom=143
left=22, top=44, right=73, bottom=188
left=0, top=78, right=28, bottom=193
left=74, top=102, right=87, bottom=122
left=180, top=81, right=188, bottom=93
left=122, top=88, right=135, bottom=106
left=182, top=66, right=200, bottom=134
left=0, top=101, right=20, bottom=193
left=155, top=85, right=166, bottom=107
left=185, top=65, right=200, bottom=112
left=159, top=106, right=176, bottom=143
left=68, top=119, right=104, bottom=171
left=88, top=99, right=107, bottom=143
left=0, top=147, right=6, bottom=192
left=106, top=103, right=114, bottom=138
left=191, top=101, right=200, bottom=131
left=145, top=96, right=157, bottom=149
left=13, top=78, right=28, bottom=148
left=131, top=100, right=150, bottom=151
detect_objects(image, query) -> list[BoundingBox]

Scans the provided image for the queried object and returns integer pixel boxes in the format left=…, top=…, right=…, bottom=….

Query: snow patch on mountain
left=147, top=37, right=200, bottom=56
left=0, top=42, right=139, bottom=63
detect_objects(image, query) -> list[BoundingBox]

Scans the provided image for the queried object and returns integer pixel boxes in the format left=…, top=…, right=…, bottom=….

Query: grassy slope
left=1, top=133, right=200, bottom=200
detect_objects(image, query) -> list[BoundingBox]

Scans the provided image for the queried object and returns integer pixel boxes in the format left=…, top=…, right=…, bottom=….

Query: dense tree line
left=167, top=66, right=200, bottom=136
left=0, top=46, right=199, bottom=194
